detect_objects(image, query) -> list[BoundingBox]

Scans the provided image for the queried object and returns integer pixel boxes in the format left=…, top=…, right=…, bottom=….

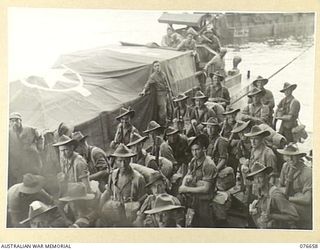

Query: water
left=8, top=8, right=315, bottom=137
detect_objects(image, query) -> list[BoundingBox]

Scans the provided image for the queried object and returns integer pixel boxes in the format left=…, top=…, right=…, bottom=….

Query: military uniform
left=143, top=71, right=169, bottom=126
left=277, top=95, right=300, bottom=143
left=111, top=123, right=139, bottom=149
left=205, top=85, right=230, bottom=106
left=187, top=106, right=216, bottom=136
left=242, top=103, right=271, bottom=126
left=185, top=155, right=217, bottom=227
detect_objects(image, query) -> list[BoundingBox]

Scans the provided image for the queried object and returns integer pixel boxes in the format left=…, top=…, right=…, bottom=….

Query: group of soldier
left=7, top=27, right=312, bottom=229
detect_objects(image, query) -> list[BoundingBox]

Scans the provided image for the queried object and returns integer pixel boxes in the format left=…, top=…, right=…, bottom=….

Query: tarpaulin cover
left=10, top=45, right=196, bottom=151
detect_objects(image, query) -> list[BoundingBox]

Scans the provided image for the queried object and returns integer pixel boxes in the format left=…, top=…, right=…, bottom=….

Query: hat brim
left=20, top=206, right=57, bottom=224
left=188, top=134, right=209, bottom=149
left=111, top=152, right=137, bottom=158
left=231, top=120, right=251, bottom=134
left=19, top=180, right=45, bottom=194
left=116, top=110, right=135, bottom=121
left=52, top=138, right=77, bottom=147
left=248, top=90, right=263, bottom=98
left=277, top=149, right=306, bottom=156
left=127, top=136, right=148, bottom=147
left=143, top=126, right=162, bottom=134
left=201, top=121, right=220, bottom=126
left=253, top=78, right=268, bottom=87
left=59, top=193, right=95, bottom=202
left=223, top=108, right=240, bottom=115
left=244, top=130, right=271, bottom=138
left=166, top=129, right=179, bottom=136
left=173, top=96, right=188, bottom=102
left=192, top=96, right=208, bottom=101
left=144, top=204, right=183, bottom=214
left=246, top=166, right=273, bottom=181
left=280, top=84, right=297, bottom=93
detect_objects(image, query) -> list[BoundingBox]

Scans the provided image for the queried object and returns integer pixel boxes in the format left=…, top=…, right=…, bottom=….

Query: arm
left=289, top=190, right=312, bottom=206
left=179, top=179, right=212, bottom=194
left=140, top=74, right=155, bottom=96
left=270, top=191, right=299, bottom=222
left=34, top=129, right=44, bottom=151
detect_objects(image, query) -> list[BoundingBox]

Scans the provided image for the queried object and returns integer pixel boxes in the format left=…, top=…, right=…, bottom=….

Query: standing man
left=250, top=76, right=275, bottom=113
left=205, top=72, right=231, bottom=107
left=275, top=82, right=301, bottom=143
left=100, top=144, right=146, bottom=226
left=52, top=135, right=91, bottom=195
left=140, top=61, right=172, bottom=126
left=277, top=144, right=312, bottom=229
left=203, top=48, right=227, bottom=78
left=178, top=134, right=217, bottom=227
left=8, top=112, right=44, bottom=187
left=110, top=107, right=139, bottom=149
left=72, top=131, right=110, bottom=192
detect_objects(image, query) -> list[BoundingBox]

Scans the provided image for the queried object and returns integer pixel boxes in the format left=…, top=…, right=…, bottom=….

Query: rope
left=230, top=45, right=313, bottom=106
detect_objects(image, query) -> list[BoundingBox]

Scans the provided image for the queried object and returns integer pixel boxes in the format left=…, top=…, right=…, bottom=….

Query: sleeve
left=143, top=74, right=156, bottom=93
left=289, top=99, right=300, bottom=118
left=279, top=163, right=288, bottom=187
left=260, top=105, right=271, bottom=123
left=176, top=40, right=185, bottom=51
left=223, top=88, right=231, bottom=103
left=217, top=138, right=229, bottom=160
left=271, top=190, right=299, bottom=221
left=136, top=175, right=147, bottom=201
left=277, top=98, right=284, bottom=109
left=113, top=123, right=122, bottom=144
left=202, top=160, right=217, bottom=182
left=76, top=158, right=90, bottom=180
left=301, top=169, right=312, bottom=194
left=265, top=149, right=278, bottom=176
left=160, top=142, right=177, bottom=165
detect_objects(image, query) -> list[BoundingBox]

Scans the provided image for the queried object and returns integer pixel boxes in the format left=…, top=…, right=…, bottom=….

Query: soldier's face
left=187, top=34, right=193, bottom=41
left=156, top=210, right=176, bottom=227
left=250, top=136, right=263, bottom=149
left=283, top=154, right=299, bottom=165
left=212, top=75, right=219, bottom=87
left=226, top=114, right=235, bottom=125
left=120, top=116, right=130, bottom=127
left=75, top=141, right=87, bottom=156
left=191, top=144, right=204, bottom=159
left=153, top=63, right=161, bottom=72
left=60, top=145, right=74, bottom=159
left=115, top=157, right=131, bottom=170
left=10, top=118, right=22, bottom=131
left=256, top=81, right=264, bottom=90
left=195, top=99, right=204, bottom=107
left=150, top=180, right=165, bottom=195
left=206, top=125, right=218, bottom=136
left=30, top=213, right=51, bottom=228
left=284, top=88, right=293, bottom=97
left=167, top=28, right=173, bottom=35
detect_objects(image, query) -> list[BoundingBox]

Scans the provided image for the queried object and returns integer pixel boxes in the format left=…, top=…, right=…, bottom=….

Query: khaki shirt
left=277, top=95, right=300, bottom=129
left=62, top=152, right=89, bottom=183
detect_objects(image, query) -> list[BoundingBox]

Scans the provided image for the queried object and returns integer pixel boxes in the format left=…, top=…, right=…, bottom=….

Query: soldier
left=205, top=72, right=231, bottom=107
left=161, top=26, right=182, bottom=48
left=140, top=61, right=171, bottom=126
left=127, top=132, right=173, bottom=179
left=52, top=135, right=91, bottom=195
left=7, top=174, right=54, bottom=227
left=8, top=112, right=44, bottom=187
left=59, top=183, right=99, bottom=227
left=247, top=162, right=299, bottom=229
left=201, top=29, right=221, bottom=52
left=176, top=32, right=197, bottom=51
left=277, top=144, right=312, bottom=229
left=250, top=76, right=275, bottom=113
left=172, top=93, right=192, bottom=133
left=187, top=91, right=216, bottom=137
left=275, top=82, right=301, bottom=143
left=72, top=131, right=110, bottom=192
left=110, top=107, right=139, bottom=149
left=244, top=125, right=278, bottom=202
left=220, top=107, right=241, bottom=139
left=242, top=87, right=271, bottom=126
left=144, top=193, right=184, bottom=227
left=20, top=201, right=71, bottom=228
left=178, top=134, right=217, bottom=227
left=100, top=144, right=146, bottom=226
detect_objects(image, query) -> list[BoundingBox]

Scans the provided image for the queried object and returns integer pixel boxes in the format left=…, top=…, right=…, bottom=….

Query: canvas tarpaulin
left=10, top=45, right=197, bottom=151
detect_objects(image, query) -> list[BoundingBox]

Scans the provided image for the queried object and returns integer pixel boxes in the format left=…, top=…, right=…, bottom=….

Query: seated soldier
left=205, top=72, right=231, bottom=107
left=187, top=91, right=216, bottom=137
left=220, top=107, right=241, bottom=139
left=172, top=93, right=192, bottom=133
left=144, top=193, right=184, bottom=228
left=242, top=87, right=271, bottom=126
left=110, top=107, right=139, bottom=149
left=161, top=26, right=182, bottom=48
left=178, top=134, right=217, bottom=227
left=127, top=132, right=173, bottom=180
left=72, top=131, right=110, bottom=192
left=277, top=144, right=312, bottom=229
left=247, top=162, right=299, bottom=229
left=19, top=201, right=72, bottom=228
left=59, top=182, right=100, bottom=228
